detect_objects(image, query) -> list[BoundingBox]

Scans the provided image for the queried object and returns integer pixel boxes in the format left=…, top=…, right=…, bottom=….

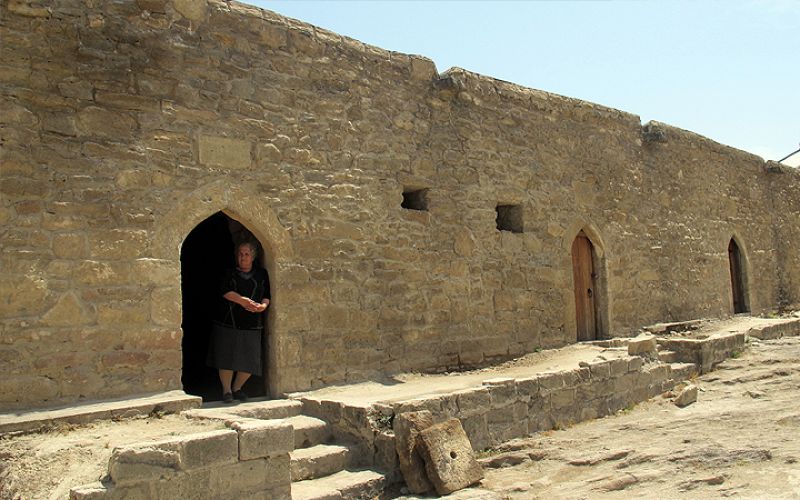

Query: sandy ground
left=475, top=336, right=800, bottom=499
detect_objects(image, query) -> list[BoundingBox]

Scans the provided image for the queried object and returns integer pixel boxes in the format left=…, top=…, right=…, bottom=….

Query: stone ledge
left=0, top=390, right=201, bottom=435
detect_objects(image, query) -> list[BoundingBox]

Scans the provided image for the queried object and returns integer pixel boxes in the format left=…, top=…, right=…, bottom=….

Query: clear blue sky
left=247, top=1, right=800, bottom=166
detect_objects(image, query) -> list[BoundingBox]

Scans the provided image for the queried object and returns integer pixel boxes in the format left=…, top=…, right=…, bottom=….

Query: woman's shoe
left=223, top=392, right=234, bottom=404
left=232, top=389, right=248, bottom=402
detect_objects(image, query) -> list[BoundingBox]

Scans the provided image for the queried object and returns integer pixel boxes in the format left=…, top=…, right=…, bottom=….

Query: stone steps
left=286, top=414, right=333, bottom=449
left=291, top=469, right=387, bottom=500
left=291, top=443, right=354, bottom=481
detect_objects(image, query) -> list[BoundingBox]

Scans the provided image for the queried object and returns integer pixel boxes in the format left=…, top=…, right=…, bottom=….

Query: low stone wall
left=70, top=421, right=293, bottom=499
left=659, top=332, right=746, bottom=374
left=301, top=355, right=690, bottom=484
left=747, top=319, right=800, bottom=340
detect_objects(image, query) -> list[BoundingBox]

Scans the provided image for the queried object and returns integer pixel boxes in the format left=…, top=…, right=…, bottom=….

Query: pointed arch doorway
left=571, top=231, right=600, bottom=341
left=728, top=238, right=749, bottom=314
left=180, top=211, right=269, bottom=401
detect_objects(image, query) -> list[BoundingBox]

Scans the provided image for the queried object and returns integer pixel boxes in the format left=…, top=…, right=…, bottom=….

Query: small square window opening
left=496, top=204, right=523, bottom=233
left=402, top=188, right=429, bottom=211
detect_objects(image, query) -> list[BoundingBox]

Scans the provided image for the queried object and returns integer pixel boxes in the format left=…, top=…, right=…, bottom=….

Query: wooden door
left=728, top=239, right=747, bottom=313
left=572, top=232, right=597, bottom=341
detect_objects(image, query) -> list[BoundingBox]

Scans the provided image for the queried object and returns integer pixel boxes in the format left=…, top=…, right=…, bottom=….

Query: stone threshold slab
left=0, top=390, right=201, bottom=435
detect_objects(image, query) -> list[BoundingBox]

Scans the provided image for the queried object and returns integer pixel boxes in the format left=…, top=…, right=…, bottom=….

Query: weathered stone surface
left=393, top=410, right=434, bottom=494
left=173, top=0, right=207, bottom=22
left=180, top=429, right=239, bottom=469
left=41, top=292, right=91, bottom=326
left=109, top=443, right=182, bottom=485
left=674, top=384, right=698, bottom=407
left=418, top=418, right=484, bottom=495
left=230, top=419, right=294, bottom=460
left=76, top=106, right=137, bottom=138
left=198, top=135, right=251, bottom=169
left=628, top=334, right=658, bottom=357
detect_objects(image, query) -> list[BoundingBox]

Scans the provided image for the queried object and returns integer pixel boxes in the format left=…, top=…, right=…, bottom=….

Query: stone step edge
left=185, top=398, right=303, bottom=422
left=0, top=390, right=201, bottom=435
left=291, top=469, right=387, bottom=500
left=291, top=444, right=353, bottom=482
left=285, top=414, right=333, bottom=449
left=747, top=317, right=800, bottom=340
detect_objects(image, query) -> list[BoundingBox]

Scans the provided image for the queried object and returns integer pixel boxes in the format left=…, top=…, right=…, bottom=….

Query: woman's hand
left=224, top=292, right=268, bottom=313
left=241, top=297, right=269, bottom=313
left=253, top=298, right=269, bottom=313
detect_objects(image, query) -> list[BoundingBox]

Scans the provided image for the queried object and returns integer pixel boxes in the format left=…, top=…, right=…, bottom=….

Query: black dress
left=206, top=267, right=270, bottom=374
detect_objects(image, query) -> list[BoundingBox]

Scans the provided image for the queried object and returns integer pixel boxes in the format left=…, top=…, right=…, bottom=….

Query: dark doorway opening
left=180, top=211, right=268, bottom=401
left=572, top=231, right=598, bottom=341
left=728, top=238, right=749, bottom=314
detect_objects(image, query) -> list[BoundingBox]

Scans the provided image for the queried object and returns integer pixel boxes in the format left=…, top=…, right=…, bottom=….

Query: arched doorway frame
left=726, top=232, right=751, bottom=314
left=561, top=220, right=611, bottom=341
left=153, top=181, right=294, bottom=397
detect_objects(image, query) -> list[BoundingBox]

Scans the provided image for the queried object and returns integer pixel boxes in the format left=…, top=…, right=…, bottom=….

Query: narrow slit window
left=402, top=188, right=429, bottom=211
left=496, top=204, right=523, bottom=233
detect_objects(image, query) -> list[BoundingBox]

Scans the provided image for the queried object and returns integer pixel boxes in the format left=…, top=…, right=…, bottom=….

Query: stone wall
left=300, top=353, right=689, bottom=471
left=1, top=0, right=799, bottom=410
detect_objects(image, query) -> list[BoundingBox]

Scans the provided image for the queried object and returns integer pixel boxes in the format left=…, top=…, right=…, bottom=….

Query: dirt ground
left=2, top=330, right=799, bottom=499
left=476, top=336, right=800, bottom=499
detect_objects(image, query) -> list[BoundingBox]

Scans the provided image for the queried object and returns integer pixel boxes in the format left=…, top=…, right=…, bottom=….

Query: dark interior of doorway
left=180, top=211, right=267, bottom=402
left=728, top=238, right=749, bottom=314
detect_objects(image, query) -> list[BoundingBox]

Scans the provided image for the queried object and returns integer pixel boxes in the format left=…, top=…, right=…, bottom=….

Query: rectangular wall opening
left=402, top=188, right=429, bottom=211
left=496, top=204, right=523, bottom=233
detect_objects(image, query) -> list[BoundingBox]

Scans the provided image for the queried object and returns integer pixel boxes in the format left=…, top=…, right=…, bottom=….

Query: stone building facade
left=1, top=0, right=798, bottom=411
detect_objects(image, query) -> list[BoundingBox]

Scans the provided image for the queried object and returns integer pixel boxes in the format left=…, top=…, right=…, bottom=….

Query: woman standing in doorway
left=207, top=241, right=270, bottom=403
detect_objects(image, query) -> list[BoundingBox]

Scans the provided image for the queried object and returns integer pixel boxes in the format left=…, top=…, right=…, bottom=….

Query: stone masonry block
left=588, top=361, right=612, bottom=380
left=393, top=397, right=444, bottom=416
left=483, top=377, right=517, bottom=408
left=180, top=429, right=239, bottom=469
left=550, top=387, right=576, bottom=410
left=109, top=442, right=182, bottom=485
left=628, top=334, right=658, bottom=356
left=537, top=372, right=565, bottom=393
left=152, top=469, right=211, bottom=499
left=576, top=382, right=596, bottom=403
left=374, top=431, right=402, bottom=484
left=418, top=418, right=484, bottom=495
left=212, top=461, right=264, bottom=495
left=454, top=387, right=491, bottom=416
left=515, top=377, right=540, bottom=400
left=198, top=135, right=251, bottom=169
left=302, top=398, right=343, bottom=423
left=393, top=410, right=434, bottom=494
left=230, top=419, right=294, bottom=460
left=628, top=356, right=644, bottom=372
left=265, top=454, right=292, bottom=488
left=608, top=358, right=629, bottom=377
left=644, top=364, right=671, bottom=383
left=460, top=414, right=489, bottom=452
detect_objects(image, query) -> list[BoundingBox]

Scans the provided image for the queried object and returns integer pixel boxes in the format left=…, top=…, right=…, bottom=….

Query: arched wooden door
left=728, top=238, right=748, bottom=313
left=572, top=231, right=598, bottom=341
